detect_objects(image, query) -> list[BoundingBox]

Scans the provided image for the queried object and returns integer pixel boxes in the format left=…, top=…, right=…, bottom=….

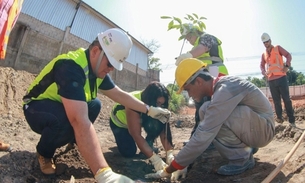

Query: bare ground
left=0, top=66, right=305, bottom=183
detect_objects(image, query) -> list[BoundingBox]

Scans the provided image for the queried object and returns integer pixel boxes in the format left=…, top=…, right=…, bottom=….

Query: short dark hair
left=89, top=37, right=101, bottom=50
left=190, top=69, right=212, bottom=85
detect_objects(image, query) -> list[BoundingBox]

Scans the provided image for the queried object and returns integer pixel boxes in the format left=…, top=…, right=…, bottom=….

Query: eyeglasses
left=107, top=60, right=114, bottom=68
left=263, top=40, right=269, bottom=44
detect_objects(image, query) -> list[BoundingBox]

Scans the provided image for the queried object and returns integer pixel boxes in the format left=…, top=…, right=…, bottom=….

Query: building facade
left=0, top=0, right=159, bottom=91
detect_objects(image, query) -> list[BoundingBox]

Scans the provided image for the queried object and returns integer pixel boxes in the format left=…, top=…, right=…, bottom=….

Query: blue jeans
left=23, top=98, right=101, bottom=158
left=109, top=119, right=137, bottom=158
left=268, top=76, right=295, bottom=123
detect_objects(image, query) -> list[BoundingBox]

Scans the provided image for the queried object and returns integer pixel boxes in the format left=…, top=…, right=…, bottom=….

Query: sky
left=83, top=0, right=305, bottom=85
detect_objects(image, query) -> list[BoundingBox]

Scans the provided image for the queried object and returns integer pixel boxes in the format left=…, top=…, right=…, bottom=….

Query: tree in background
left=141, top=39, right=162, bottom=71
left=166, top=83, right=185, bottom=113
left=287, top=67, right=305, bottom=85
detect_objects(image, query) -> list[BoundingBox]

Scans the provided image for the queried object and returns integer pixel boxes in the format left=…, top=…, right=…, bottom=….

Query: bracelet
left=95, top=167, right=111, bottom=175
left=145, top=105, right=149, bottom=114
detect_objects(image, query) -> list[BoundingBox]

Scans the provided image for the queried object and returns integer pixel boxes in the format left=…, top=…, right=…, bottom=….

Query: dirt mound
left=1, top=66, right=305, bottom=183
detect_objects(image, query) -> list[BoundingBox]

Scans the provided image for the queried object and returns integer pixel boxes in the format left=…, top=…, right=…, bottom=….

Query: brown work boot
left=37, top=152, right=56, bottom=175
left=0, top=141, right=11, bottom=151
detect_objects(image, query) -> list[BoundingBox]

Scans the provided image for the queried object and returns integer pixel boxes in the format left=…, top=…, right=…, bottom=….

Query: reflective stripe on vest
left=111, top=91, right=142, bottom=128
left=194, top=37, right=228, bottom=75
left=23, top=48, right=103, bottom=104
left=264, top=46, right=285, bottom=77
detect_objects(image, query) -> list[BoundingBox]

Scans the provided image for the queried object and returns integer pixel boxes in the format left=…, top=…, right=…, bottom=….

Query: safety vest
left=23, top=48, right=103, bottom=104
left=0, top=0, right=24, bottom=59
left=193, top=36, right=228, bottom=76
left=264, top=46, right=286, bottom=78
left=111, top=91, right=142, bottom=128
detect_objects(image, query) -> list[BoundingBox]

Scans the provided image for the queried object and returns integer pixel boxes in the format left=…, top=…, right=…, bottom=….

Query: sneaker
left=276, top=118, right=284, bottom=123
left=217, top=155, right=255, bottom=175
left=37, top=152, right=56, bottom=175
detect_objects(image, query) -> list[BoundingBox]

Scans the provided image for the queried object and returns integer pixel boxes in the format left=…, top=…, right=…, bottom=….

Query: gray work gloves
left=148, top=152, right=167, bottom=171
left=147, top=106, right=171, bottom=124
left=95, top=167, right=134, bottom=183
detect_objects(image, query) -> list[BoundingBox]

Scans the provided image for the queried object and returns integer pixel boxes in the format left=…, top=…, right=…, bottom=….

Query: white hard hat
left=97, top=28, right=132, bottom=71
left=261, top=33, right=270, bottom=42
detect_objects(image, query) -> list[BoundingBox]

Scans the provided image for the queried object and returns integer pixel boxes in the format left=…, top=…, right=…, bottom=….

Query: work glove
left=175, top=52, right=193, bottom=66
left=95, top=167, right=134, bottom=183
left=147, top=106, right=171, bottom=124
left=171, top=167, right=188, bottom=181
left=149, top=153, right=167, bottom=171
left=166, top=150, right=175, bottom=164
left=145, top=168, right=171, bottom=179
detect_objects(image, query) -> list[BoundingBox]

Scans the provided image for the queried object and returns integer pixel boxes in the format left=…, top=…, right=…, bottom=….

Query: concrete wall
left=0, top=14, right=159, bottom=92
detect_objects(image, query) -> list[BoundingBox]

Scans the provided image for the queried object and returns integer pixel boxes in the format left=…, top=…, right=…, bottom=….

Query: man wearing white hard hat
left=22, top=28, right=171, bottom=182
left=260, top=32, right=295, bottom=127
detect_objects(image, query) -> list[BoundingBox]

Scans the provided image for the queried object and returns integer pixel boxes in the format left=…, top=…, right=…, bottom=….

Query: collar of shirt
left=85, top=49, right=97, bottom=80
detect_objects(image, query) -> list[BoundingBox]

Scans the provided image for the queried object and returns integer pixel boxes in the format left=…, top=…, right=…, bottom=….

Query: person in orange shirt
left=260, top=33, right=295, bottom=126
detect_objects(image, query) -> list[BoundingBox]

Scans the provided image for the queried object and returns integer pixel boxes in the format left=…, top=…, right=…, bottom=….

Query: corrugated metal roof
left=20, top=0, right=151, bottom=70
left=70, top=6, right=111, bottom=42
left=21, top=0, right=77, bottom=31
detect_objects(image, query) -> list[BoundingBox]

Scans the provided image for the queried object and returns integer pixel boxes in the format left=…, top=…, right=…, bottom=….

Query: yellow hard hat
left=175, top=58, right=207, bottom=94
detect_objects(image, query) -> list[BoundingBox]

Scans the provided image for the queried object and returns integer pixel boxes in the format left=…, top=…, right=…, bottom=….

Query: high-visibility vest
left=0, top=0, right=24, bottom=59
left=23, top=48, right=104, bottom=104
left=264, top=46, right=286, bottom=78
left=111, top=91, right=142, bottom=128
left=193, top=36, right=228, bottom=76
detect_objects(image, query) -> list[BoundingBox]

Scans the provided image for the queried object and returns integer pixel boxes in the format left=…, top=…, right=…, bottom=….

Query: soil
left=1, top=66, right=305, bottom=183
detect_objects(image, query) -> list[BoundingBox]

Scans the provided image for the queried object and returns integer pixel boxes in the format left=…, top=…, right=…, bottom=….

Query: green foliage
left=246, top=76, right=267, bottom=87
left=166, top=84, right=185, bottom=113
left=141, top=39, right=162, bottom=71
left=149, top=57, right=162, bottom=71
left=286, top=67, right=305, bottom=85
left=161, top=13, right=207, bottom=41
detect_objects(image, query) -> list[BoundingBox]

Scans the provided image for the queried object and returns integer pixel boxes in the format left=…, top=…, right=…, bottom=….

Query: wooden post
left=58, top=26, right=70, bottom=55
left=13, top=25, right=30, bottom=69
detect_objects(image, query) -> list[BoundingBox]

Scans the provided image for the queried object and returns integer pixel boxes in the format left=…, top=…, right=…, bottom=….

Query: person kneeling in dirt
left=110, top=81, right=175, bottom=172
left=146, top=58, right=275, bottom=180
left=22, top=28, right=171, bottom=182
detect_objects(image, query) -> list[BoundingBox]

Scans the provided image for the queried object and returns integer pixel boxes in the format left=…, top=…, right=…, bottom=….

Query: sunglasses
left=263, top=40, right=269, bottom=44
left=107, top=60, right=114, bottom=68
left=98, top=46, right=114, bottom=68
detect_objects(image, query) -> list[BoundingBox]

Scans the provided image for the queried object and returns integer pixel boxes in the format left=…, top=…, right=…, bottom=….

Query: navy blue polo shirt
left=53, top=49, right=115, bottom=101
